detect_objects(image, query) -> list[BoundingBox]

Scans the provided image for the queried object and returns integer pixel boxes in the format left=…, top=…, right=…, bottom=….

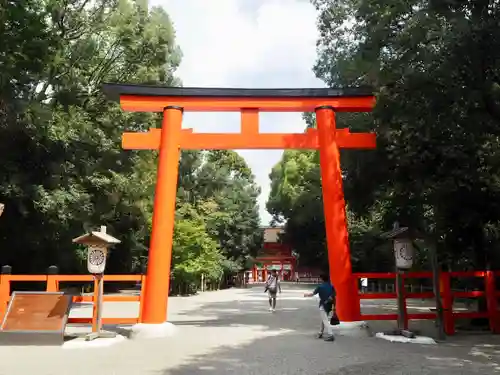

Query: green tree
left=268, top=0, right=500, bottom=273
left=171, top=150, right=262, bottom=293
left=179, top=150, right=262, bottom=269
left=1, top=0, right=261, bottom=298
left=313, top=0, right=500, bottom=270
left=0, top=0, right=181, bottom=273
left=171, top=202, right=224, bottom=294
left=267, top=149, right=388, bottom=271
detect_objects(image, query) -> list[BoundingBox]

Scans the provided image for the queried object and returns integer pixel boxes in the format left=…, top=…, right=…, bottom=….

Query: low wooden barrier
left=3, top=266, right=498, bottom=334
left=354, top=271, right=500, bottom=335
left=0, top=265, right=145, bottom=326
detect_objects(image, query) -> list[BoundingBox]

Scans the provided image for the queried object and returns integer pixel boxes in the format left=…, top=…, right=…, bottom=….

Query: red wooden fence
left=0, top=267, right=145, bottom=327
left=2, top=266, right=499, bottom=335
left=354, top=271, right=500, bottom=335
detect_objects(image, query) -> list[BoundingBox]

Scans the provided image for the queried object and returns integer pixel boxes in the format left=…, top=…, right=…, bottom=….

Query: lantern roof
left=381, top=224, right=410, bottom=239
left=72, top=226, right=121, bottom=246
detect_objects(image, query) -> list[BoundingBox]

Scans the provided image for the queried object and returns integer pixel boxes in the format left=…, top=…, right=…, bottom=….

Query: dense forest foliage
left=1, top=0, right=262, bottom=291
left=268, top=0, right=500, bottom=273
left=7, top=0, right=500, bottom=289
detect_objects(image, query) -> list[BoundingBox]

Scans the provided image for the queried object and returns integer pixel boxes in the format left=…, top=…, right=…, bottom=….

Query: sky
left=149, top=0, right=325, bottom=225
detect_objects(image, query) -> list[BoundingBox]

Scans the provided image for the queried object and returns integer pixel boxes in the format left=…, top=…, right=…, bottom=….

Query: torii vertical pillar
left=316, top=106, right=360, bottom=322
left=141, top=106, right=183, bottom=324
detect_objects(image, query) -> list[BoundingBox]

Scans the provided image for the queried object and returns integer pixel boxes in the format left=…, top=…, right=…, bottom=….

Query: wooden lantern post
left=381, top=223, right=416, bottom=338
left=72, top=226, right=120, bottom=341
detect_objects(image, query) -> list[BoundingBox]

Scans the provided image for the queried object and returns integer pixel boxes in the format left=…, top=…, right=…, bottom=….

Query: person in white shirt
left=361, top=277, right=368, bottom=294
left=264, top=270, right=281, bottom=312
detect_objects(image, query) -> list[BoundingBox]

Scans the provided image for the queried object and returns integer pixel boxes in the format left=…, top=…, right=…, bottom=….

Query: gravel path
left=1, top=284, right=500, bottom=374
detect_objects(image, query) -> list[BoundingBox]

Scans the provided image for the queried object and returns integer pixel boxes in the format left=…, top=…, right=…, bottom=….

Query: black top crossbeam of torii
left=102, top=83, right=374, bottom=101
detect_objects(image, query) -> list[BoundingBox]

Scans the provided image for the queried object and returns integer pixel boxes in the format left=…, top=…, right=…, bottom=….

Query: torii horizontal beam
left=122, top=127, right=376, bottom=150
left=118, top=95, right=374, bottom=112
left=122, top=109, right=376, bottom=150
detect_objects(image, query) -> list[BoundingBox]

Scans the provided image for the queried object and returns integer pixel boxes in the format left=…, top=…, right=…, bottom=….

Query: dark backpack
left=266, top=276, right=278, bottom=292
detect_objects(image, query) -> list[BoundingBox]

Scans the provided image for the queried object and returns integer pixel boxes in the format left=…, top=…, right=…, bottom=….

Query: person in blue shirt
left=304, top=273, right=336, bottom=342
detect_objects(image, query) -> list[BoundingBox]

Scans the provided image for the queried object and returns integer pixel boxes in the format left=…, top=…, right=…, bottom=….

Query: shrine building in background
left=250, top=227, right=296, bottom=282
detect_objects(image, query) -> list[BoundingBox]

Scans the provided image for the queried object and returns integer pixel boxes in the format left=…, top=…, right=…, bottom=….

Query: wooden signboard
left=0, top=292, right=72, bottom=346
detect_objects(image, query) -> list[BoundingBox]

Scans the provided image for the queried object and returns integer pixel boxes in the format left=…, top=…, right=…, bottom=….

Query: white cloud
left=149, top=0, right=324, bottom=224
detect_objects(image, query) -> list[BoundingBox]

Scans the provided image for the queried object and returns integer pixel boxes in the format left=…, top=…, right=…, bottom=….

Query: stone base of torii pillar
left=128, top=322, right=178, bottom=340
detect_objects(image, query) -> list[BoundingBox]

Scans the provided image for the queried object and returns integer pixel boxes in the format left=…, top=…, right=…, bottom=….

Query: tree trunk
left=218, top=275, right=223, bottom=290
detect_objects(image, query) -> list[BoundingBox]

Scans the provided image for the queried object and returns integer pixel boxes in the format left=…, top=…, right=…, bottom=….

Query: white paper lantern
left=394, top=238, right=414, bottom=269
left=87, top=245, right=108, bottom=274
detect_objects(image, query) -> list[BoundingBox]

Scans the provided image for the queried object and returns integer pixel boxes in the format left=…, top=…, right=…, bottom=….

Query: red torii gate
left=102, top=84, right=376, bottom=324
